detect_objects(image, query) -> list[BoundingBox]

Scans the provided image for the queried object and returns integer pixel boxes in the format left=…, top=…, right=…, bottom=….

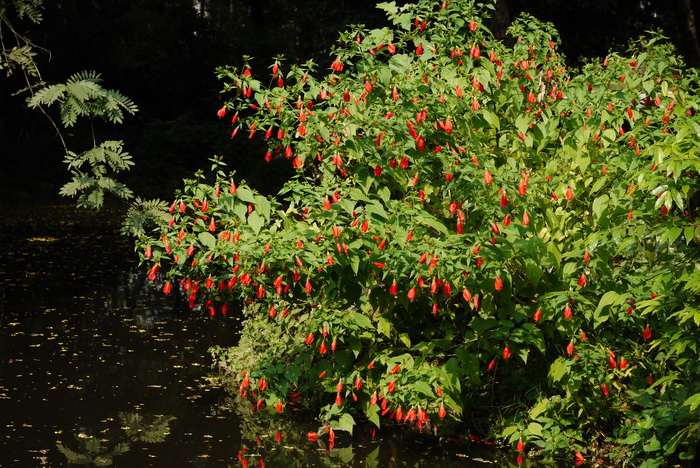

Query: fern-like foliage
left=28, top=70, right=138, bottom=126
left=1, top=44, right=39, bottom=76
left=1, top=0, right=43, bottom=76
left=117, top=412, right=176, bottom=444
left=121, top=198, right=170, bottom=237
left=6, top=0, right=43, bottom=23
left=59, top=140, right=136, bottom=208
left=56, top=434, right=130, bottom=466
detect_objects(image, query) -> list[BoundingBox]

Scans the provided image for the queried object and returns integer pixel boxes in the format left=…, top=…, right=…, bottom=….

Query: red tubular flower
left=389, top=282, right=398, bottom=295
left=503, top=347, right=511, bottom=359
left=407, top=287, right=416, bottom=301
left=438, top=404, right=446, bottom=418
left=533, top=309, right=542, bottom=322
left=563, top=305, right=572, bottom=319
left=643, top=325, right=652, bottom=340
left=578, top=274, right=586, bottom=287
left=566, top=341, right=574, bottom=355
left=517, top=439, right=524, bottom=452
left=565, top=186, right=574, bottom=200
left=494, top=277, right=503, bottom=291
left=462, top=288, right=472, bottom=302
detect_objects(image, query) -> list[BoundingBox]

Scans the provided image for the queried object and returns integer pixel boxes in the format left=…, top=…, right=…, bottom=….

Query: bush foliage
left=138, top=0, right=700, bottom=464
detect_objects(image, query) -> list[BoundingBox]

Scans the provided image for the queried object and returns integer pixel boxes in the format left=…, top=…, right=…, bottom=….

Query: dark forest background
left=2, top=0, right=699, bottom=202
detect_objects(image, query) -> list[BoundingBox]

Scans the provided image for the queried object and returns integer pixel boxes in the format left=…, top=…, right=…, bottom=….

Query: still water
left=0, top=204, right=503, bottom=467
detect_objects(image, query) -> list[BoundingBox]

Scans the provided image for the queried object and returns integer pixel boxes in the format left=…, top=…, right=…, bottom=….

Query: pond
left=0, top=203, right=507, bottom=467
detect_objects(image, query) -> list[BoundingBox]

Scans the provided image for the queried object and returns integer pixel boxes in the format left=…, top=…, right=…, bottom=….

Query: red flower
left=566, top=341, right=574, bottom=356
left=533, top=309, right=542, bottom=322
left=503, top=347, right=511, bottom=359
left=462, top=288, right=472, bottom=302
left=389, top=282, right=398, bottom=295
left=577, top=274, right=586, bottom=287
left=643, top=325, right=652, bottom=340
left=517, top=439, right=524, bottom=452
left=331, top=59, right=343, bottom=72
left=565, top=186, right=574, bottom=200
left=494, top=277, right=503, bottom=291
left=438, top=403, right=446, bottom=418
left=407, top=287, right=416, bottom=301
left=563, top=305, right=572, bottom=319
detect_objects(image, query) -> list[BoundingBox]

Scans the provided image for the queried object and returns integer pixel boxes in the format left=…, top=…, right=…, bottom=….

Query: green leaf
left=482, top=110, right=500, bottom=131
left=683, top=392, right=700, bottom=412
left=197, top=232, right=216, bottom=249
left=347, top=312, right=374, bottom=330
left=377, top=316, right=392, bottom=337
left=332, top=413, right=356, bottom=434
left=548, top=357, right=568, bottom=383
left=527, top=422, right=543, bottom=437
left=247, top=212, right=264, bottom=235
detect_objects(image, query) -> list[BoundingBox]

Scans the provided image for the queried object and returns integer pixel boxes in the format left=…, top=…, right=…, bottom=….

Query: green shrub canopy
left=139, top=0, right=700, bottom=464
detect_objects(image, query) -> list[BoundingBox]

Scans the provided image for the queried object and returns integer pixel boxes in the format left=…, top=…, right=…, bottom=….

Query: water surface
left=0, top=203, right=504, bottom=467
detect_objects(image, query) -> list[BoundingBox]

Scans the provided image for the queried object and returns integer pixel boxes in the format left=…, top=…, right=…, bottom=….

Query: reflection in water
left=0, top=204, right=242, bottom=466
left=57, top=413, right=176, bottom=466
left=0, top=204, right=510, bottom=467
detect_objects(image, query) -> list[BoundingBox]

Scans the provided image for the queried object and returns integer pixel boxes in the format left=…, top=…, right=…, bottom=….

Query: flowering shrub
left=138, top=0, right=700, bottom=464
